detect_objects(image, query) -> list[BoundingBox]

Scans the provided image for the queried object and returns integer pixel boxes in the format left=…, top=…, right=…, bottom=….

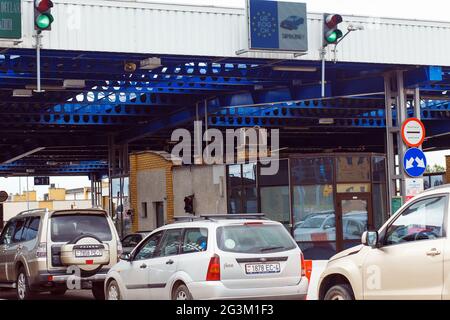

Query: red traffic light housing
left=325, top=14, right=342, bottom=28
left=34, top=0, right=54, bottom=32
left=323, top=13, right=343, bottom=46
left=37, top=0, right=53, bottom=12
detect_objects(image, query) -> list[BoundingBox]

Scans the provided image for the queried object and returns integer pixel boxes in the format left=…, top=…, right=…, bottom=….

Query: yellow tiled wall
left=13, top=191, right=37, bottom=202
left=39, top=201, right=53, bottom=210
left=48, top=188, right=66, bottom=201
left=129, top=152, right=174, bottom=232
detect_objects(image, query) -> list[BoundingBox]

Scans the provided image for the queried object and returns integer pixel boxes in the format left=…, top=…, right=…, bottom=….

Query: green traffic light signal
left=325, top=29, right=343, bottom=44
left=36, top=13, right=53, bottom=30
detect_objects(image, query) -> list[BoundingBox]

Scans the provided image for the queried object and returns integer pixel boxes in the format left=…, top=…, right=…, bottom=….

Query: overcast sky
left=0, top=0, right=449, bottom=199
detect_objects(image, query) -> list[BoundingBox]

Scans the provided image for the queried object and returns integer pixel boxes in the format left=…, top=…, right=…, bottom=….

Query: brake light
left=117, top=239, right=123, bottom=258
left=243, top=222, right=263, bottom=226
left=206, top=254, right=221, bottom=281
left=36, top=242, right=47, bottom=258
left=300, top=252, right=306, bottom=277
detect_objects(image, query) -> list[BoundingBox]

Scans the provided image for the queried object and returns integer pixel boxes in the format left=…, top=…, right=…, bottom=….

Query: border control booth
left=226, top=153, right=388, bottom=260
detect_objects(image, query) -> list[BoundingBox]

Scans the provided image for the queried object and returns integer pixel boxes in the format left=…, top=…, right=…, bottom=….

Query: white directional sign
left=403, top=147, right=427, bottom=177
left=401, top=118, right=425, bottom=147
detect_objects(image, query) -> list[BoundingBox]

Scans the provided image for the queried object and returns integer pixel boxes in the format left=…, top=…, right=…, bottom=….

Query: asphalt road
left=0, top=289, right=94, bottom=300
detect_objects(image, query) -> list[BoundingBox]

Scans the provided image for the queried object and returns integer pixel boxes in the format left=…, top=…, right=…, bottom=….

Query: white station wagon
left=104, top=214, right=309, bottom=300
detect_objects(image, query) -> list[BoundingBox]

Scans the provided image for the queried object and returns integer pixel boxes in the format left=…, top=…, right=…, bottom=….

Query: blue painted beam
left=118, top=97, right=223, bottom=143
left=404, top=66, right=443, bottom=88
left=333, top=76, right=385, bottom=97
left=208, top=115, right=386, bottom=128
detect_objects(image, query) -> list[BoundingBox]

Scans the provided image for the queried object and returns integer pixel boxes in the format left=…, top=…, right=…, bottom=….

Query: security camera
left=124, top=62, right=137, bottom=73
left=348, top=24, right=364, bottom=31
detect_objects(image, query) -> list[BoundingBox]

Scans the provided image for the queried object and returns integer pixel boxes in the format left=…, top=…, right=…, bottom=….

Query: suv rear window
left=51, top=214, right=112, bottom=242
left=217, top=223, right=297, bottom=254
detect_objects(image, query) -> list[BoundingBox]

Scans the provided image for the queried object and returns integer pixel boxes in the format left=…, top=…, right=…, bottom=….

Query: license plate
left=75, top=249, right=102, bottom=258
left=245, top=263, right=281, bottom=274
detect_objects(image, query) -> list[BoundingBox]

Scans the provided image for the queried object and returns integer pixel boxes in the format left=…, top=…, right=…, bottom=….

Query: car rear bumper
left=188, top=277, right=309, bottom=300
left=30, top=269, right=109, bottom=290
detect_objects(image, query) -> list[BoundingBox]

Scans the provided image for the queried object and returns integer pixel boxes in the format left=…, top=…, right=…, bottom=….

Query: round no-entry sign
left=401, top=118, right=425, bottom=147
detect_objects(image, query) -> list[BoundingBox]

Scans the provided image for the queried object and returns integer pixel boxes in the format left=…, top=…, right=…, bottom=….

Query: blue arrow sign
left=403, top=148, right=427, bottom=177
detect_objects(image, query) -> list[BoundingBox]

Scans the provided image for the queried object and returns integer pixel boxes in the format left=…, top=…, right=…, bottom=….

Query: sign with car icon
left=280, top=16, right=305, bottom=31
left=247, top=0, right=308, bottom=52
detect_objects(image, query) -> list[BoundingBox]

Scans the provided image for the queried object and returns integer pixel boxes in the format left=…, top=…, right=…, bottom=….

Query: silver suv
left=0, top=208, right=121, bottom=300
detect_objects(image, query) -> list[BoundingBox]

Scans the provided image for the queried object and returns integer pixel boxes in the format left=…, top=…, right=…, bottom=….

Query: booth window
left=227, top=163, right=258, bottom=214
left=336, top=156, right=370, bottom=182
left=291, top=157, right=336, bottom=260
left=259, top=159, right=290, bottom=226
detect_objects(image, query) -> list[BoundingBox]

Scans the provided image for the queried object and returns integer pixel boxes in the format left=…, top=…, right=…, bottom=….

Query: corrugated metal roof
left=14, top=0, right=450, bottom=66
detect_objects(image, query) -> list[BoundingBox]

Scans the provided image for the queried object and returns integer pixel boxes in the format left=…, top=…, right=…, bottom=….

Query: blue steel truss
left=0, top=48, right=448, bottom=175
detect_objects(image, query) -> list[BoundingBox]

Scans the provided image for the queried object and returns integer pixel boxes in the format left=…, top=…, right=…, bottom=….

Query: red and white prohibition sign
left=401, top=118, right=426, bottom=147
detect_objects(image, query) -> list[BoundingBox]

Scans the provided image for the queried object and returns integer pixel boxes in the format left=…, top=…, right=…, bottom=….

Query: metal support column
left=107, top=135, right=115, bottom=218
left=107, top=134, right=130, bottom=237
left=89, top=174, right=102, bottom=208
left=385, top=71, right=409, bottom=214
left=396, top=70, right=408, bottom=199
left=385, top=74, right=396, bottom=213
left=90, top=175, right=95, bottom=207
left=414, top=87, right=421, bottom=120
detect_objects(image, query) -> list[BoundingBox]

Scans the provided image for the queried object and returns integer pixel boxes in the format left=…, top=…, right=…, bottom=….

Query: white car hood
left=329, top=244, right=365, bottom=262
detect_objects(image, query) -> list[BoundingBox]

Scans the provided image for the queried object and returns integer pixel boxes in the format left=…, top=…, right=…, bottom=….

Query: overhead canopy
left=0, top=1, right=449, bottom=176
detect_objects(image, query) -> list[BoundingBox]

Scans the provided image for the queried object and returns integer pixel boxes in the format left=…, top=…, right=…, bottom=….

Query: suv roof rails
left=17, top=208, right=48, bottom=216
left=200, top=214, right=267, bottom=220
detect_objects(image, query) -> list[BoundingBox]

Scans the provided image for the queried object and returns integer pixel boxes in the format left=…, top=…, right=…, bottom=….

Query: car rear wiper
left=260, top=246, right=284, bottom=252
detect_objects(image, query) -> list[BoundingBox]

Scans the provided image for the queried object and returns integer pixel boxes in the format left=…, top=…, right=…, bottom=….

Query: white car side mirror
left=362, top=231, right=379, bottom=248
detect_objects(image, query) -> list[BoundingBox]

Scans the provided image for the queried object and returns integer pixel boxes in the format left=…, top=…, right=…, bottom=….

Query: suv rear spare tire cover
left=60, top=234, right=110, bottom=272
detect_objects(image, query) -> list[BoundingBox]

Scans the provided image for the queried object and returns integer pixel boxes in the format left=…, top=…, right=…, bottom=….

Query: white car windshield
left=217, top=224, right=297, bottom=254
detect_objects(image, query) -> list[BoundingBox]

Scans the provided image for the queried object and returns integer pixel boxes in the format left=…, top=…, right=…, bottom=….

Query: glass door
left=336, top=193, right=373, bottom=252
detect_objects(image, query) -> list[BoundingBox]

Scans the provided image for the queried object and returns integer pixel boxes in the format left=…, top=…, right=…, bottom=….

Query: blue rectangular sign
left=248, top=0, right=308, bottom=52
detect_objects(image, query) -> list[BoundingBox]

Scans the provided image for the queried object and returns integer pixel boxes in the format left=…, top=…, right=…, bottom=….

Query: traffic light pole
left=35, top=31, right=44, bottom=93
left=320, top=47, right=326, bottom=97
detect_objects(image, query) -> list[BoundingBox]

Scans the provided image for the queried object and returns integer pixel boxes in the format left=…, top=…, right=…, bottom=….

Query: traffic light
left=323, top=13, right=343, bottom=46
left=34, top=0, right=54, bottom=32
left=184, top=195, right=195, bottom=214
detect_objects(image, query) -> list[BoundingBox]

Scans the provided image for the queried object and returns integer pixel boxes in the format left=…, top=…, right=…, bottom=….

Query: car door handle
left=140, top=263, right=147, bottom=269
left=166, top=259, right=174, bottom=265
left=426, top=248, right=441, bottom=257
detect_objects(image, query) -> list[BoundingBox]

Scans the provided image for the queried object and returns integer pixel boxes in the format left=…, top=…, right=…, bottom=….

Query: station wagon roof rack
left=17, top=208, right=48, bottom=216
left=173, top=214, right=267, bottom=223
left=200, top=214, right=267, bottom=220
left=173, top=216, right=204, bottom=222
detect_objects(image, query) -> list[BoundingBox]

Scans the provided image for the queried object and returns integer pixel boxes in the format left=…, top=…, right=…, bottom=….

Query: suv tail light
left=117, top=240, right=123, bottom=258
left=206, top=254, right=221, bottom=281
left=300, top=252, right=306, bottom=277
left=36, top=242, right=47, bottom=258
